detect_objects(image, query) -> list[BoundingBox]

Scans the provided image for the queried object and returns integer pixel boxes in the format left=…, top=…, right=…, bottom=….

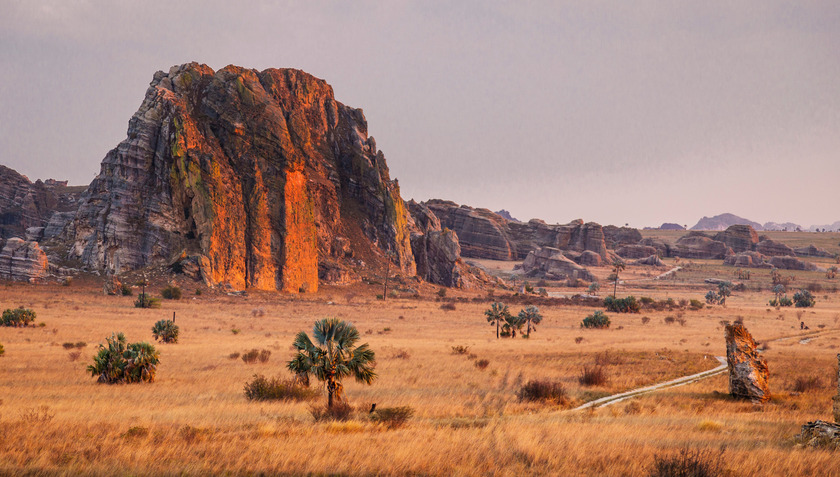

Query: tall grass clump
left=578, top=365, right=608, bottom=386
left=152, top=319, right=179, bottom=343
left=88, top=332, right=160, bottom=384
left=371, top=406, right=415, bottom=429
left=647, top=448, right=723, bottom=477
left=1, top=307, right=36, bottom=327
left=243, top=374, right=318, bottom=401
left=516, top=380, right=569, bottom=405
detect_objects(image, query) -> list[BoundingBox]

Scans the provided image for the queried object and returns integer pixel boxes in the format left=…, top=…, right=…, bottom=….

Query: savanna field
left=3, top=234, right=840, bottom=476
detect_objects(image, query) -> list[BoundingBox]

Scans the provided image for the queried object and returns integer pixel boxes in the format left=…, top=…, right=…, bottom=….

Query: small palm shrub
left=152, top=319, right=179, bottom=343
left=161, top=286, right=182, bottom=300
left=134, top=293, right=161, bottom=309
left=581, top=311, right=610, bottom=329
left=793, top=289, right=815, bottom=308
left=516, top=380, right=568, bottom=405
left=88, top=332, right=160, bottom=384
left=371, top=406, right=415, bottom=429
left=2, top=307, right=36, bottom=327
left=604, top=296, right=640, bottom=313
left=243, top=374, right=318, bottom=401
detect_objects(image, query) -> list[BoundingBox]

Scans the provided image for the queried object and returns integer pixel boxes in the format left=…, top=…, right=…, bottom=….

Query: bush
left=88, top=332, right=159, bottom=384
left=792, top=376, right=822, bottom=393
left=134, top=294, right=161, bottom=309
left=440, top=302, right=456, bottom=311
left=161, top=286, right=182, bottom=300
left=769, top=297, right=793, bottom=307
left=309, top=402, right=353, bottom=422
left=475, top=359, right=490, bottom=369
left=152, top=319, right=179, bottom=343
left=689, top=299, right=704, bottom=310
left=437, top=288, right=447, bottom=298
left=120, top=284, right=133, bottom=296
left=1, top=307, right=36, bottom=327
left=705, top=291, right=720, bottom=305
left=639, top=296, right=655, bottom=306
left=451, top=345, right=470, bottom=355
left=241, top=349, right=271, bottom=363
left=371, top=406, right=415, bottom=429
left=807, top=282, right=823, bottom=293
left=516, top=380, right=568, bottom=405
left=582, top=311, right=610, bottom=329
left=243, top=374, right=317, bottom=401
left=578, top=365, right=608, bottom=386
left=648, top=448, right=723, bottom=477
left=604, top=296, right=640, bottom=313
left=0, top=342, right=4, bottom=357
left=793, top=289, right=816, bottom=308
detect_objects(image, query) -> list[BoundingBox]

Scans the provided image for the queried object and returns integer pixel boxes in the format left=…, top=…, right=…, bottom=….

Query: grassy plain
left=3, top=236, right=840, bottom=475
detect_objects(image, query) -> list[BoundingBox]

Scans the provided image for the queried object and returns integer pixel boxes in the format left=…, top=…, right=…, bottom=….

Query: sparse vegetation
left=647, top=448, right=723, bottom=477
left=578, top=365, right=608, bottom=386
left=241, top=349, right=271, bottom=364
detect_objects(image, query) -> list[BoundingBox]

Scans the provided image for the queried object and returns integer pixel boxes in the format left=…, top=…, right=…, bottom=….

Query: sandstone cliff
left=69, top=63, right=415, bottom=292
left=0, top=165, right=80, bottom=240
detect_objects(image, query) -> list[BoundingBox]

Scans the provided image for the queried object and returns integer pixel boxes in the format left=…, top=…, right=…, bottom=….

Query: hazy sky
left=1, top=1, right=838, bottom=228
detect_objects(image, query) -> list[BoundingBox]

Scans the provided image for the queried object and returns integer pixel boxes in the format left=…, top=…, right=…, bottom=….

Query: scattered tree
left=611, top=259, right=626, bottom=298
left=287, top=318, right=376, bottom=408
left=588, top=282, right=600, bottom=295
left=500, top=313, right=524, bottom=338
left=827, top=266, right=838, bottom=279
left=717, top=282, right=732, bottom=306
left=518, top=306, right=543, bottom=338
left=485, top=302, right=512, bottom=339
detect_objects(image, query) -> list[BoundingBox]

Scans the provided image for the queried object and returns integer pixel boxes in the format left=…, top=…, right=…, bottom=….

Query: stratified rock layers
left=70, top=63, right=415, bottom=292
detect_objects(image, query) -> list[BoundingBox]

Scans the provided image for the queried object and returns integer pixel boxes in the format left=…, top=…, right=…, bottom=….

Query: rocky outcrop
left=769, top=256, right=819, bottom=271
left=494, top=209, right=519, bottom=222
left=796, top=421, right=840, bottom=448
left=508, top=219, right=609, bottom=261
left=724, top=251, right=771, bottom=268
left=658, top=223, right=685, bottom=230
left=603, top=225, right=642, bottom=249
left=424, top=200, right=516, bottom=260
left=0, top=238, right=50, bottom=282
left=633, top=255, right=664, bottom=266
left=795, top=245, right=835, bottom=258
left=576, top=250, right=603, bottom=267
left=755, top=239, right=795, bottom=257
left=725, top=323, right=770, bottom=403
left=713, top=225, right=759, bottom=253
left=0, top=165, right=81, bottom=240
left=616, top=244, right=657, bottom=259
left=691, top=213, right=762, bottom=231
left=519, top=247, right=594, bottom=282
left=638, top=237, right=671, bottom=257
left=670, top=235, right=731, bottom=259
left=103, top=275, right=123, bottom=295
left=68, top=63, right=416, bottom=292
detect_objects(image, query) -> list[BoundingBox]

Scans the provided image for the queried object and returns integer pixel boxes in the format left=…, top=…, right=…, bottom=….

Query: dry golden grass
left=2, top=264, right=840, bottom=475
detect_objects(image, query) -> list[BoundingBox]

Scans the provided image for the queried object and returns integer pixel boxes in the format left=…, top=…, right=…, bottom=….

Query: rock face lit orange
left=70, top=63, right=415, bottom=291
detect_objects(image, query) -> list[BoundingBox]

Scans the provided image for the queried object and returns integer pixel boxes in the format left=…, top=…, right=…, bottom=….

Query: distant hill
left=659, top=223, right=686, bottom=230
left=808, top=221, right=840, bottom=232
left=763, top=222, right=802, bottom=232
left=494, top=209, right=520, bottom=222
left=690, top=213, right=762, bottom=231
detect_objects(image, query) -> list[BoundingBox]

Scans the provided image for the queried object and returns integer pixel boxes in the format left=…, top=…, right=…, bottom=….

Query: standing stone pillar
left=833, top=354, right=840, bottom=423
left=725, top=323, right=770, bottom=402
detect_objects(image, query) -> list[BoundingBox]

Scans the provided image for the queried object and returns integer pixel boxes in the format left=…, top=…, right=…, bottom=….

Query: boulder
left=633, top=255, right=664, bottom=266
left=795, top=245, right=835, bottom=258
left=769, top=256, right=819, bottom=271
left=723, top=251, right=771, bottom=268
left=755, top=239, right=795, bottom=257
left=725, top=323, right=770, bottom=402
left=638, top=237, right=671, bottom=257
left=796, top=421, right=840, bottom=448
left=602, top=225, right=642, bottom=249
left=576, top=250, right=602, bottom=267
left=671, top=235, right=731, bottom=259
left=616, top=244, right=657, bottom=259
left=103, top=275, right=123, bottom=295
left=69, top=63, right=417, bottom=292
left=521, top=246, right=594, bottom=282
left=0, top=238, right=50, bottom=282
left=714, top=225, right=759, bottom=253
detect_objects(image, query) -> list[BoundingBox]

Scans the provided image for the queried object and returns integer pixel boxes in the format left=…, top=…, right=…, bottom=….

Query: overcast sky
left=1, top=1, right=838, bottom=228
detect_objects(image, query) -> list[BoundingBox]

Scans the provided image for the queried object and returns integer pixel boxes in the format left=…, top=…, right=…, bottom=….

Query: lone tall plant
left=287, top=318, right=376, bottom=408
left=518, top=305, right=543, bottom=338
left=485, top=302, right=512, bottom=339
left=610, top=259, right=626, bottom=298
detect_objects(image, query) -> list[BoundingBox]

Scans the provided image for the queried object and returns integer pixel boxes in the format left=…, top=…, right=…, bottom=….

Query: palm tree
left=287, top=318, right=376, bottom=408
left=501, top=313, right=524, bottom=338
left=611, top=259, right=626, bottom=298
left=485, top=302, right=511, bottom=339
left=518, top=306, right=543, bottom=338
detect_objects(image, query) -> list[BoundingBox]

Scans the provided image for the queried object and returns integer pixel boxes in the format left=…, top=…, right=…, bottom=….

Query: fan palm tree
left=287, top=318, right=376, bottom=408
left=485, top=302, right=511, bottom=339
left=501, top=313, right=524, bottom=338
left=518, top=305, right=543, bottom=338
left=611, top=259, right=626, bottom=298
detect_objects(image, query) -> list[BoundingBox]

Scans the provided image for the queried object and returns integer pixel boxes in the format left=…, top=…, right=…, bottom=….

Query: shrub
left=437, top=288, right=447, bottom=298
left=807, top=282, right=823, bottom=293
left=371, top=406, right=415, bottom=429
left=705, top=291, right=720, bottom=305
left=793, top=289, right=816, bottom=308
left=578, top=365, right=608, bottom=386
left=151, top=319, right=179, bottom=343
left=604, top=296, right=640, bottom=313
left=792, top=376, right=822, bottom=393
left=641, top=316, right=650, bottom=325
left=134, top=294, right=161, bottom=309
left=228, top=352, right=241, bottom=360
left=243, top=374, right=317, bottom=401
left=1, top=307, right=36, bottom=327
left=581, top=311, right=610, bottom=329
left=639, top=296, right=655, bottom=306
left=120, top=284, right=133, bottom=296
left=161, top=286, right=182, bottom=300
left=88, top=332, right=159, bottom=384
left=664, top=316, right=675, bottom=325
left=516, top=380, right=568, bottom=405
left=0, top=343, right=4, bottom=357
left=689, top=299, right=704, bottom=310
left=648, top=448, right=723, bottom=477
left=309, top=402, right=353, bottom=422
left=451, top=345, right=470, bottom=355
left=475, top=359, right=490, bottom=369
left=769, top=297, right=793, bottom=307
left=440, top=302, right=456, bottom=311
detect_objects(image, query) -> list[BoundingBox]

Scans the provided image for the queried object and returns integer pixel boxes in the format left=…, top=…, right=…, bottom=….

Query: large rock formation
left=0, top=165, right=81, bottom=240
left=0, top=238, right=50, bottom=282
left=769, top=256, right=819, bottom=271
left=670, top=234, right=731, bottom=259
left=519, top=246, right=594, bottom=281
left=713, top=225, right=759, bottom=253
left=797, top=421, right=840, bottom=448
left=68, top=63, right=416, bottom=292
left=755, top=239, right=795, bottom=257
left=603, top=225, right=642, bottom=249
left=638, top=237, right=671, bottom=257
left=616, top=244, right=657, bottom=259
left=508, top=219, right=609, bottom=261
left=725, top=323, right=770, bottom=403
left=795, top=245, right=835, bottom=258
left=724, top=251, right=771, bottom=268
left=424, top=200, right=516, bottom=260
